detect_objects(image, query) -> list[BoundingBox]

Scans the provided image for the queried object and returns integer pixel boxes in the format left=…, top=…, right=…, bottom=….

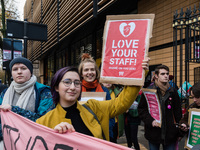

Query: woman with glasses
left=36, top=56, right=149, bottom=141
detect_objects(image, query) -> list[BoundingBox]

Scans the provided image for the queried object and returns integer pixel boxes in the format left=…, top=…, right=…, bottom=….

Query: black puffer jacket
left=138, top=83, right=182, bottom=145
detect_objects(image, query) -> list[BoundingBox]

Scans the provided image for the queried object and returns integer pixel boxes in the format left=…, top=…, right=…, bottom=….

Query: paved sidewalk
left=117, top=125, right=148, bottom=150
left=119, top=141, right=147, bottom=150
left=117, top=124, right=186, bottom=150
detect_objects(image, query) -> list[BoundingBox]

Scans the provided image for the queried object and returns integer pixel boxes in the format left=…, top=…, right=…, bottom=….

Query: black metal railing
left=173, top=3, right=200, bottom=106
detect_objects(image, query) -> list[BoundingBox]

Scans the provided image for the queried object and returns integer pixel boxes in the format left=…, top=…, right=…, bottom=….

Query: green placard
left=185, top=109, right=200, bottom=149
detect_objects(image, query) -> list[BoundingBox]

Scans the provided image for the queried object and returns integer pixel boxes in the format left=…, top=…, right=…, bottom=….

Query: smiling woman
left=36, top=56, right=149, bottom=141
left=56, top=71, right=81, bottom=107
left=36, top=64, right=149, bottom=141
left=78, top=53, right=118, bottom=142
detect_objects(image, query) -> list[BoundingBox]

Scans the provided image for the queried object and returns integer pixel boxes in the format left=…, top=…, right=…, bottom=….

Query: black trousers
left=110, top=122, right=118, bottom=143
left=124, top=121, right=140, bottom=150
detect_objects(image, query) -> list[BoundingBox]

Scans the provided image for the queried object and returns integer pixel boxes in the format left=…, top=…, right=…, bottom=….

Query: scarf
left=109, top=87, right=121, bottom=97
left=2, top=75, right=37, bottom=109
left=155, top=79, right=170, bottom=96
left=81, top=79, right=104, bottom=92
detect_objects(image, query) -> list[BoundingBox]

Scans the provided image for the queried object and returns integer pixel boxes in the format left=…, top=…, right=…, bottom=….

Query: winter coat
left=36, top=86, right=140, bottom=141
left=138, top=83, right=182, bottom=145
left=0, top=82, right=54, bottom=141
left=85, top=85, right=115, bottom=138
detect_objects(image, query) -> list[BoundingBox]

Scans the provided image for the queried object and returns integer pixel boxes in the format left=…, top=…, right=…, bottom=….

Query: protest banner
left=100, top=14, right=155, bottom=86
left=1, top=110, right=131, bottom=150
left=142, top=88, right=162, bottom=127
left=185, top=109, right=200, bottom=150
left=80, top=92, right=106, bottom=104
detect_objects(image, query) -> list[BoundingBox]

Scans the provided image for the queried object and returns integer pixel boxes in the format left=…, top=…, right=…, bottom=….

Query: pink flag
left=1, top=111, right=131, bottom=150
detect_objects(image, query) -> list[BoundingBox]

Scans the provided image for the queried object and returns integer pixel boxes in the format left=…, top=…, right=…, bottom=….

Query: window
left=194, top=67, right=200, bottom=83
left=47, top=55, right=54, bottom=86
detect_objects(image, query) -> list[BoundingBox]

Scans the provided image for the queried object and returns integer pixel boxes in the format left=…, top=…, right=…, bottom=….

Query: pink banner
left=1, top=111, right=131, bottom=150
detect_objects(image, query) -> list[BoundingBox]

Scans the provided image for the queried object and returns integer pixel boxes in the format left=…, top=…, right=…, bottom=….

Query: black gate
left=173, top=4, right=200, bottom=106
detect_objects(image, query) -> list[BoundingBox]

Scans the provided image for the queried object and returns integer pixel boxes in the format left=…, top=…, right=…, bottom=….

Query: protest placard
left=1, top=111, right=132, bottom=150
left=100, top=14, right=155, bottom=86
left=80, top=92, right=106, bottom=104
left=185, top=108, right=200, bottom=149
left=142, top=88, right=162, bottom=127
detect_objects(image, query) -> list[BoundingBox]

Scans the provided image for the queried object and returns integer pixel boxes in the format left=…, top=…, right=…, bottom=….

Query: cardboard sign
left=100, top=14, right=155, bottom=86
left=80, top=92, right=106, bottom=104
left=1, top=111, right=131, bottom=150
left=185, top=109, right=200, bottom=149
left=142, top=88, right=162, bottom=127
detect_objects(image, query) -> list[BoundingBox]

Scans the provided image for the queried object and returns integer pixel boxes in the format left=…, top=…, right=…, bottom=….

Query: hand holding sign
left=152, top=120, right=160, bottom=127
left=142, top=57, right=150, bottom=70
left=0, top=104, right=12, bottom=112
left=54, top=122, right=75, bottom=134
left=179, top=123, right=189, bottom=132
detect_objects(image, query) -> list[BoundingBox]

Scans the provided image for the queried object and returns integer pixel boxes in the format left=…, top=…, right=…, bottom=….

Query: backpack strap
left=82, top=104, right=106, bottom=140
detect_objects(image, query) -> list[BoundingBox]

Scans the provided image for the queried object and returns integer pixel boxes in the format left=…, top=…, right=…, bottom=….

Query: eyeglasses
left=62, top=79, right=81, bottom=88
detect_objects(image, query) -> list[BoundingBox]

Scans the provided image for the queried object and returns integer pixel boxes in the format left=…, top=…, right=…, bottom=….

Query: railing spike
left=193, top=5, right=197, bottom=13
left=180, top=8, right=184, bottom=18
left=198, top=2, right=200, bottom=12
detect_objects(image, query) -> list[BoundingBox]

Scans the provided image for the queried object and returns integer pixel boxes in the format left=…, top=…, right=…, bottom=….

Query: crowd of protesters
left=0, top=55, right=199, bottom=150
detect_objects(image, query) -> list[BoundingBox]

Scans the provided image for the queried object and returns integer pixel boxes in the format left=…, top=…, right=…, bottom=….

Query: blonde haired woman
left=78, top=53, right=115, bottom=141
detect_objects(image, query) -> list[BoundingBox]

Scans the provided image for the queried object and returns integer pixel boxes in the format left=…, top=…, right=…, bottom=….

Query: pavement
left=117, top=125, right=148, bottom=150
left=117, top=123, right=186, bottom=150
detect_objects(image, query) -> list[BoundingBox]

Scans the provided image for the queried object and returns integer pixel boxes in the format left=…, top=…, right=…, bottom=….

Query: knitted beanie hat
left=9, top=57, right=33, bottom=74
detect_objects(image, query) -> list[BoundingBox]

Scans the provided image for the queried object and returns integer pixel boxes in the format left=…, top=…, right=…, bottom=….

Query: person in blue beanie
left=0, top=57, right=54, bottom=148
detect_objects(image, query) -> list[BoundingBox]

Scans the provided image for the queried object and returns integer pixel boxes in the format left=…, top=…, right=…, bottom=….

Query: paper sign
left=14, top=51, right=22, bottom=59
left=80, top=92, right=106, bottom=104
left=185, top=109, right=200, bottom=149
left=1, top=111, right=131, bottom=150
left=100, top=14, right=155, bottom=86
left=142, top=88, right=162, bottom=127
left=3, top=50, right=12, bottom=60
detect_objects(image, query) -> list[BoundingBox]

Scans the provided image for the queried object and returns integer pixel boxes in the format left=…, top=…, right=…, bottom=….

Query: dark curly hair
left=50, top=66, right=82, bottom=105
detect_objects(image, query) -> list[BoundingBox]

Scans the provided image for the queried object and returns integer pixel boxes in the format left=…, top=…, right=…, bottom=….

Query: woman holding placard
left=36, top=56, right=149, bottom=141
left=78, top=53, right=115, bottom=142
left=78, top=53, right=111, bottom=100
